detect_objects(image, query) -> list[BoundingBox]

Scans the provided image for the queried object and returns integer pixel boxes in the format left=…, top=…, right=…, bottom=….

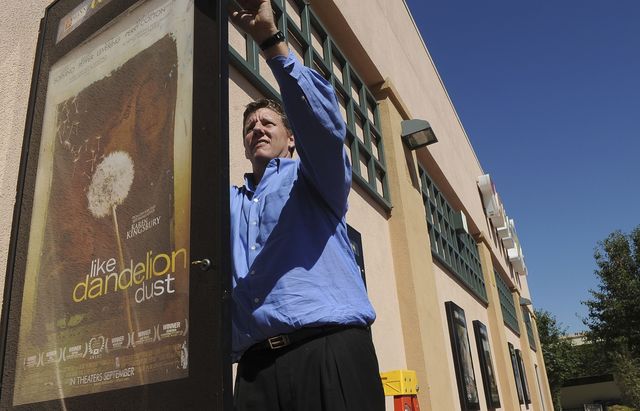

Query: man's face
left=243, top=107, right=295, bottom=166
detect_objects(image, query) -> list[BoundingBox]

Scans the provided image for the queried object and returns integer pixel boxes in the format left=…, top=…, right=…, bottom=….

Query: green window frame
left=522, top=307, right=537, bottom=351
left=228, top=0, right=391, bottom=210
left=495, top=270, right=520, bottom=334
left=418, top=165, right=487, bottom=302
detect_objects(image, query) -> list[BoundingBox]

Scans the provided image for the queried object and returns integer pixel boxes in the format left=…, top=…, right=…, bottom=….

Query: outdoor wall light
left=401, top=119, right=438, bottom=150
left=519, top=297, right=532, bottom=306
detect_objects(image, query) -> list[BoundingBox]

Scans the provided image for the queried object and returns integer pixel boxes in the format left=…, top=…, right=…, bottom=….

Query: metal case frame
left=0, top=0, right=230, bottom=409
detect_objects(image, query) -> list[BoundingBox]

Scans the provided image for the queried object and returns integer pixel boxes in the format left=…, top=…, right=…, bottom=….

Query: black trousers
left=234, top=327, right=386, bottom=411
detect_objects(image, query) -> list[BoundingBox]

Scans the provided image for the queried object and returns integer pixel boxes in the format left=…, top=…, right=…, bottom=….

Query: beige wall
left=375, top=91, right=459, bottom=411
left=433, top=262, right=495, bottom=410
left=347, top=187, right=405, bottom=411
left=347, top=188, right=407, bottom=372
left=0, top=1, right=48, bottom=309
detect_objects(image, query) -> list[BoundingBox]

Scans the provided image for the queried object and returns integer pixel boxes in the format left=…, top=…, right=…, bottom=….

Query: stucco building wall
left=0, top=1, right=49, bottom=308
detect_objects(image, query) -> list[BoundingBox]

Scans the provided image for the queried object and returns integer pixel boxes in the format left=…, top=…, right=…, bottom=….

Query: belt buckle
left=267, top=334, right=290, bottom=349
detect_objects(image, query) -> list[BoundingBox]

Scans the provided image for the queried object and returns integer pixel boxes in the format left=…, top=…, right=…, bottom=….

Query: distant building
left=561, top=374, right=622, bottom=411
left=1, top=0, right=553, bottom=409
left=560, top=335, right=623, bottom=410
left=566, top=333, right=588, bottom=346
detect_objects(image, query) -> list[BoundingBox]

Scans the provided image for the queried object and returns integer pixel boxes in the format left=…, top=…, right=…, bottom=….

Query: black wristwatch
left=259, top=30, right=285, bottom=51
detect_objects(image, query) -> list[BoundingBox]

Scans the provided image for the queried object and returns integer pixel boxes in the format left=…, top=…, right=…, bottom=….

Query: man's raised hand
left=228, top=0, right=279, bottom=44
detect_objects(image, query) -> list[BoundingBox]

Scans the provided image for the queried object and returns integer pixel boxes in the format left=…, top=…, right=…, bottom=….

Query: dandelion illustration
left=86, top=151, right=135, bottom=335
left=87, top=151, right=134, bottom=218
left=86, top=150, right=134, bottom=271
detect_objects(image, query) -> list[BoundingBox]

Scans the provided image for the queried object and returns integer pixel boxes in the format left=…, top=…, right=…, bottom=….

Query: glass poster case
left=0, top=0, right=230, bottom=409
left=445, top=301, right=480, bottom=411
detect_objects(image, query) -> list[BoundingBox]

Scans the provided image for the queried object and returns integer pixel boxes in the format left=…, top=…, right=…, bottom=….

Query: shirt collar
left=243, top=158, right=285, bottom=193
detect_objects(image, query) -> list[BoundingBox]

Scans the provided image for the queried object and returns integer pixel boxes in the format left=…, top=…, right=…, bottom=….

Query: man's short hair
left=242, top=98, right=292, bottom=135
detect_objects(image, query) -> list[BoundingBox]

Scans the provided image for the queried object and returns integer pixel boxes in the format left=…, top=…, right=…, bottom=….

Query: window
left=228, top=0, right=390, bottom=209
left=419, top=166, right=487, bottom=302
left=495, top=270, right=520, bottom=334
left=522, top=307, right=537, bottom=351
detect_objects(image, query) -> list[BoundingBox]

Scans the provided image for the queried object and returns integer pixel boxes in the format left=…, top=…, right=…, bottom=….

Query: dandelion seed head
left=87, top=151, right=134, bottom=218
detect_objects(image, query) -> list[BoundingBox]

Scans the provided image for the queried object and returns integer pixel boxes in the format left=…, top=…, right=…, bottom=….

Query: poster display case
left=508, top=342, right=526, bottom=405
left=516, top=348, right=532, bottom=405
left=0, top=0, right=229, bottom=409
left=445, top=301, right=480, bottom=411
left=472, top=320, right=501, bottom=409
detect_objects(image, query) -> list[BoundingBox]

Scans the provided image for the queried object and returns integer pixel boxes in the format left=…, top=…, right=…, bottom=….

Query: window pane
left=350, top=77, right=361, bottom=104
left=336, top=91, right=347, bottom=123
left=367, top=101, right=377, bottom=126
left=354, top=114, right=365, bottom=143
left=375, top=168, right=384, bottom=195
left=345, top=138, right=353, bottom=164
left=311, top=25, right=324, bottom=59
left=229, top=21, right=247, bottom=60
left=371, top=135, right=380, bottom=160
left=359, top=150, right=369, bottom=182
left=332, top=54, right=344, bottom=84
left=258, top=53, right=279, bottom=90
left=286, top=0, right=302, bottom=30
left=313, top=59, right=330, bottom=81
left=287, top=31, right=305, bottom=63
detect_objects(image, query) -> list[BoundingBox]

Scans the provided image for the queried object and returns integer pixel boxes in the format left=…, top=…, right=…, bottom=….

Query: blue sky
left=405, top=0, right=640, bottom=333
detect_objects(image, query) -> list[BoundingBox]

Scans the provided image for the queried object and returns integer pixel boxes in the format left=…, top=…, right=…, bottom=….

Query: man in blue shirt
left=230, top=1, right=385, bottom=410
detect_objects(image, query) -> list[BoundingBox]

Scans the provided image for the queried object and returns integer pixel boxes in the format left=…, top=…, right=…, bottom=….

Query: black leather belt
left=248, top=325, right=355, bottom=353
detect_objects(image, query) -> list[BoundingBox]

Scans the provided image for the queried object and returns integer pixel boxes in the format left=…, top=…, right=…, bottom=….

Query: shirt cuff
left=266, top=50, right=302, bottom=82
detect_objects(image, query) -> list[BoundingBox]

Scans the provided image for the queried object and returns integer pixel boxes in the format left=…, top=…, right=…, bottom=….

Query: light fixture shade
left=519, top=297, right=532, bottom=306
left=401, top=119, right=438, bottom=150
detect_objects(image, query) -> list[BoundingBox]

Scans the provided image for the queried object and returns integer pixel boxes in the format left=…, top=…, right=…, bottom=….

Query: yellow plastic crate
left=379, top=369, right=419, bottom=396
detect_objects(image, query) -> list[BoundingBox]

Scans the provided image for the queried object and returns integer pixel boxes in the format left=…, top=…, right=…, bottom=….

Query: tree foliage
left=583, top=226, right=640, bottom=408
left=570, top=339, right=610, bottom=378
left=535, top=309, right=576, bottom=410
left=583, top=226, right=640, bottom=357
left=612, top=348, right=640, bottom=408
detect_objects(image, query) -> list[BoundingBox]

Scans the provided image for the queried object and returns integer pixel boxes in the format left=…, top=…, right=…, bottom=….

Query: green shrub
left=607, top=405, right=637, bottom=411
left=613, top=351, right=640, bottom=409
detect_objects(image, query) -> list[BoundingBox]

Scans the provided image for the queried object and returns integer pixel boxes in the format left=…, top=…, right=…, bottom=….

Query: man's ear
left=288, top=133, right=295, bottom=156
left=244, top=135, right=251, bottom=160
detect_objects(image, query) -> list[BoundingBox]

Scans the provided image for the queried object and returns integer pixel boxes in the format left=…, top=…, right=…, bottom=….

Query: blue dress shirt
left=230, top=52, right=376, bottom=360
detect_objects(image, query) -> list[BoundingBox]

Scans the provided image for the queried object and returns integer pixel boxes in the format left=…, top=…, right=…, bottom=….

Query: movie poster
left=13, top=0, right=193, bottom=405
left=454, top=313, right=479, bottom=404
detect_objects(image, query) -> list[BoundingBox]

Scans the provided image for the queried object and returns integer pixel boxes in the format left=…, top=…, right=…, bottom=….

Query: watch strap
left=259, top=30, right=285, bottom=51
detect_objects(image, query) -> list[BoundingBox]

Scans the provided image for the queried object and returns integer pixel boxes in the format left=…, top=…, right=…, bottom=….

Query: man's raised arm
left=230, top=0, right=350, bottom=217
